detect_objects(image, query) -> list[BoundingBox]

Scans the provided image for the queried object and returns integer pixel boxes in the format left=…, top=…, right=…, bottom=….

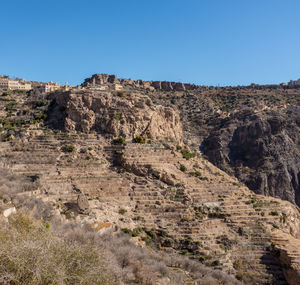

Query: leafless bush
left=0, top=167, right=24, bottom=200
left=0, top=212, right=117, bottom=285
left=45, top=220, right=241, bottom=285
left=0, top=167, right=40, bottom=201
left=18, top=197, right=54, bottom=220
left=196, top=275, right=218, bottom=285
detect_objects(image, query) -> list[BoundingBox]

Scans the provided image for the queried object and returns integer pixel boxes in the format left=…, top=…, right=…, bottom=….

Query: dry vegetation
left=0, top=198, right=241, bottom=285
left=0, top=212, right=116, bottom=285
left=0, top=167, right=35, bottom=201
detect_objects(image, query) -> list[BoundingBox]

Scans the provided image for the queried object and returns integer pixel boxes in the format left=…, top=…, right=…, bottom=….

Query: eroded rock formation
left=50, top=90, right=183, bottom=143
left=82, top=73, right=198, bottom=92
left=202, top=110, right=300, bottom=206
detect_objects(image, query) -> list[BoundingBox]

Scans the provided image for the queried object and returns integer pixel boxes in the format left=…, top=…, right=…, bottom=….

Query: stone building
left=288, top=79, right=300, bottom=87
left=33, top=81, right=62, bottom=93
left=0, top=77, right=32, bottom=90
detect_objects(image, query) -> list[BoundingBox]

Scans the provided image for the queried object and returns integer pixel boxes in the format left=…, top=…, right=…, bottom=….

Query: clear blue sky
left=1, top=0, right=300, bottom=86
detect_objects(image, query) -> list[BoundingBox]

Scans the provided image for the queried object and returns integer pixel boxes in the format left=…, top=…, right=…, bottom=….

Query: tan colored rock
left=271, top=229, right=300, bottom=285
left=77, top=194, right=89, bottom=214
left=54, top=90, right=183, bottom=143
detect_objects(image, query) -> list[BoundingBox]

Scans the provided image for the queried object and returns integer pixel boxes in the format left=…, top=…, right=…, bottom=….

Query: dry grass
left=0, top=204, right=241, bottom=285
left=0, top=212, right=117, bottom=285
left=0, top=166, right=39, bottom=202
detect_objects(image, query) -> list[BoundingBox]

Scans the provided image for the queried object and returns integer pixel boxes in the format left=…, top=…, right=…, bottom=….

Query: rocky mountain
left=1, top=74, right=300, bottom=284
left=48, top=89, right=182, bottom=143
left=202, top=110, right=300, bottom=205
left=150, top=82, right=300, bottom=208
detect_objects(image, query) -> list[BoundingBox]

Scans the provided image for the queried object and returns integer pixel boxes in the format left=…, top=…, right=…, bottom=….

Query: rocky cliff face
left=271, top=228, right=300, bottom=285
left=63, top=76, right=300, bottom=208
left=201, top=109, right=300, bottom=206
left=49, top=90, right=183, bottom=143
left=3, top=81, right=300, bottom=284
left=82, top=73, right=199, bottom=91
left=147, top=81, right=300, bottom=208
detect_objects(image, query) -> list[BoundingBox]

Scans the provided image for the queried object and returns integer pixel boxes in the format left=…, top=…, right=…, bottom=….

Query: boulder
left=77, top=194, right=89, bottom=214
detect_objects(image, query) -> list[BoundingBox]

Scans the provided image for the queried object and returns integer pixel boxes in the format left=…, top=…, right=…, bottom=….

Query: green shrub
left=62, top=144, right=75, bottom=153
left=176, top=144, right=182, bottom=151
left=113, top=137, right=125, bottom=144
left=211, top=260, right=220, bottom=266
left=118, top=208, right=127, bottom=215
left=3, top=135, right=13, bottom=141
left=208, top=212, right=229, bottom=219
left=34, top=100, right=48, bottom=108
left=132, top=227, right=143, bottom=237
left=280, top=213, right=286, bottom=223
left=117, top=168, right=126, bottom=173
left=114, top=113, right=121, bottom=121
left=5, top=100, right=17, bottom=111
left=189, top=171, right=208, bottom=181
left=270, top=211, right=279, bottom=216
left=132, top=216, right=141, bottom=221
left=132, top=136, right=145, bottom=144
left=157, top=229, right=168, bottom=237
left=180, top=164, right=187, bottom=172
left=34, top=112, right=47, bottom=121
left=145, top=229, right=156, bottom=239
left=30, top=174, right=41, bottom=182
left=115, top=91, right=124, bottom=97
left=141, top=236, right=152, bottom=244
left=121, top=228, right=132, bottom=235
left=199, top=176, right=209, bottom=181
left=181, top=149, right=196, bottom=160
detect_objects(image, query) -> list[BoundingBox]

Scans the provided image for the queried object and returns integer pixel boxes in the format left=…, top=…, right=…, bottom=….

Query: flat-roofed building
left=18, top=82, right=32, bottom=90
left=33, top=81, right=62, bottom=94
left=0, top=77, right=32, bottom=90
left=8, top=80, right=20, bottom=89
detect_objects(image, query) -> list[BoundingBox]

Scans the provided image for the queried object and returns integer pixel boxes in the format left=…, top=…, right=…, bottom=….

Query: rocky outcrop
left=271, top=229, right=300, bottom=285
left=82, top=73, right=198, bottom=92
left=50, top=90, right=183, bottom=143
left=77, top=194, right=89, bottom=214
left=82, top=74, right=119, bottom=86
left=202, top=109, right=300, bottom=206
left=288, top=78, right=300, bottom=88
left=150, top=81, right=194, bottom=91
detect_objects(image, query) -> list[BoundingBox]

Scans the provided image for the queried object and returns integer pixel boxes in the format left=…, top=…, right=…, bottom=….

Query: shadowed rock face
left=202, top=110, right=300, bottom=206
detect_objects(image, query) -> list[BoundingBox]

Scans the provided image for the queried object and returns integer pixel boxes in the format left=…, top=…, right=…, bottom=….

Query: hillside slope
left=1, top=76, right=300, bottom=284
